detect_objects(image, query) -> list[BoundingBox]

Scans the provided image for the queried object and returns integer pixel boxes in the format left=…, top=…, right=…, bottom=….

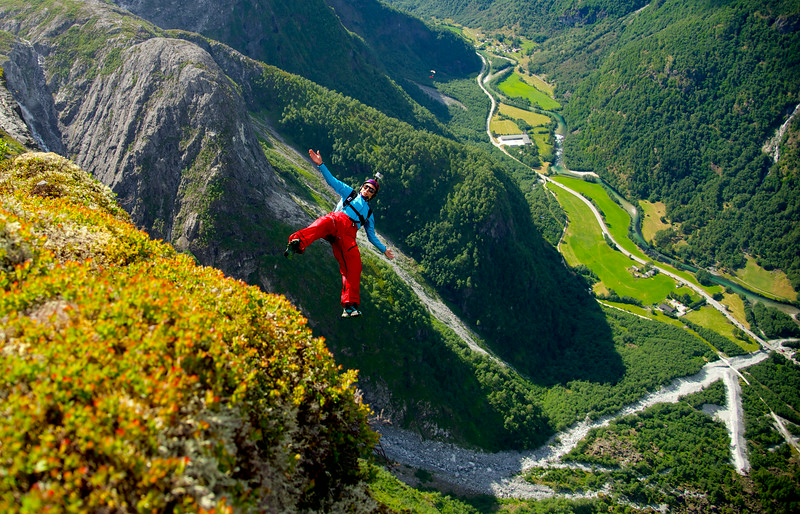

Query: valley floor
left=374, top=352, right=769, bottom=499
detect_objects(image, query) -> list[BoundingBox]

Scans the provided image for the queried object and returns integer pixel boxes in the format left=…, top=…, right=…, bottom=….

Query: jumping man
left=285, top=149, right=395, bottom=317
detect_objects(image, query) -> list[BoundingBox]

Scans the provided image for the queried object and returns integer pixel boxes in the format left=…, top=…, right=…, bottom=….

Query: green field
left=552, top=176, right=643, bottom=258
left=530, top=127, right=554, bottom=161
left=490, top=117, right=522, bottom=135
left=497, top=72, right=561, bottom=110
left=550, top=183, right=677, bottom=305
left=684, top=306, right=760, bottom=353
left=724, top=255, right=797, bottom=302
left=519, top=72, right=555, bottom=98
left=551, top=176, right=726, bottom=298
left=639, top=200, right=671, bottom=242
left=498, top=103, right=551, bottom=127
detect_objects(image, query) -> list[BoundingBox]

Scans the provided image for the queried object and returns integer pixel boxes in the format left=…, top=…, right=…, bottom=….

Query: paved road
left=474, top=52, right=785, bottom=359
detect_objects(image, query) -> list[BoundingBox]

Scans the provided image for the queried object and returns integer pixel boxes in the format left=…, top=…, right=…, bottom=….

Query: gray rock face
left=1, top=38, right=64, bottom=153
left=115, top=0, right=237, bottom=34
left=0, top=0, right=305, bottom=277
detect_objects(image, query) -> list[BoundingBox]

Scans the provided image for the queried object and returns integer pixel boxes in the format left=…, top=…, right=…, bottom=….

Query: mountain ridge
left=113, top=0, right=480, bottom=131
left=0, top=0, right=608, bottom=452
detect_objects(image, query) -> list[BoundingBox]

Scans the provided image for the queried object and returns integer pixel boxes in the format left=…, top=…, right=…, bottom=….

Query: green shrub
left=0, top=153, right=376, bottom=511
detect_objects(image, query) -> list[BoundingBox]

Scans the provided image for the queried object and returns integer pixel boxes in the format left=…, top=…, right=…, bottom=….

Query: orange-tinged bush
left=0, top=153, right=377, bottom=511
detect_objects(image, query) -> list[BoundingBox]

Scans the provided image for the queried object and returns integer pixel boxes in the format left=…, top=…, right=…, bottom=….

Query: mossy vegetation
left=0, top=153, right=376, bottom=511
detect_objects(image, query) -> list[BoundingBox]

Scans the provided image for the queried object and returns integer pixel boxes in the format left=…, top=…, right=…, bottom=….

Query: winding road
left=475, top=54, right=792, bottom=361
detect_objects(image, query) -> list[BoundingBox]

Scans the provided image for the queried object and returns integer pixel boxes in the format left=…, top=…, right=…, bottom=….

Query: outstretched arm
left=308, top=148, right=351, bottom=198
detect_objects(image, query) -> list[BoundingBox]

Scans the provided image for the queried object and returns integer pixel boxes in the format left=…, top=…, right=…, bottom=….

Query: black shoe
left=284, top=239, right=302, bottom=258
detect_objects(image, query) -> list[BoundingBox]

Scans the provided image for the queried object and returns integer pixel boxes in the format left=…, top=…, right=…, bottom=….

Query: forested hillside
left=383, top=0, right=649, bottom=36
left=114, top=0, right=479, bottom=131
left=0, top=0, right=616, bottom=450
left=4, top=0, right=800, bottom=509
left=556, top=0, right=800, bottom=293
left=390, top=0, right=800, bottom=299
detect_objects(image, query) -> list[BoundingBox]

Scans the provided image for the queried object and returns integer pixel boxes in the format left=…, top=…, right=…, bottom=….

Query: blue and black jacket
left=318, top=163, right=387, bottom=253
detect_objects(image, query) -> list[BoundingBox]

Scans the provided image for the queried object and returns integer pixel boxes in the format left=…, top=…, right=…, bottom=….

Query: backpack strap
left=341, top=189, right=372, bottom=228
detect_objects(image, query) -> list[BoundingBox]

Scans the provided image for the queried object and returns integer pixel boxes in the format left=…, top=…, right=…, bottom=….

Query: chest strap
left=341, top=189, right=372, bottom=228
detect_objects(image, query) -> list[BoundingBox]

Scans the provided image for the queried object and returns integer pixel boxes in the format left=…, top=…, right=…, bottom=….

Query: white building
left=497, top=134, right=531, bottom=146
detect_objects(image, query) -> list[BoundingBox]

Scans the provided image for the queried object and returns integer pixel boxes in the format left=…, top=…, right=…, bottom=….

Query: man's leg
left=337, top=236, right=362, bottom=307
left=288, top=212, right=337, bottom=253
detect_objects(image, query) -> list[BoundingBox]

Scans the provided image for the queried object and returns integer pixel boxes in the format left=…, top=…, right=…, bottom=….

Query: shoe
left=284, top=239, right=302, bottom=258
left=341, top=305, right=362, bottom=318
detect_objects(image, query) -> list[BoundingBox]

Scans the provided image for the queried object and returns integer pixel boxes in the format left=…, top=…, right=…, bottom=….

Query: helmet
left=363, top=178, right=379, bottom=195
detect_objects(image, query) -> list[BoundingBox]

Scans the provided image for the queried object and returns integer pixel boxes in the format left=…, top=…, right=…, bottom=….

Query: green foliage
left=744, top=352, right=800, bottom=425
left=679, top=318, right=748, bottom=356
left=365, top=462, right=482, bottom=513
left=745, top=299, right=800, bottom=339
left=565, top=395, right=745, bottom=510
left=741, top=357, right=800, bottom=513
left=0, top=152, right=129, bottom=222
left=526, top=183, right=567, bottom=245
left=541, top=307, right=714, bottom=430
left=526, top=467, right=611, bottom=494
left=557, top=0, right=800, bottom=287
left=254, top=61, right=609, bottom=383
left=382, top=0, right=649, bottom=35
left=0, top=153, right=376, bottom=511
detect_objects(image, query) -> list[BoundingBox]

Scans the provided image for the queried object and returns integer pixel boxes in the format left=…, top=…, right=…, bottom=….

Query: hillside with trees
left=391, top=0, right=800, bottom=298
left=0, top=152, right=377, bottom=511
left=2, top=0, right=800, bottom=510
left=383, top=0, right=650, bottom=36
left=556, top=0, right=800, bottom=293
left=114, top=0, right=480, bottom=132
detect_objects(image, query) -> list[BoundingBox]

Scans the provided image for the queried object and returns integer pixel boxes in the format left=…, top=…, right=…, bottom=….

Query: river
left=363, top=53, right=796, bottom=499
left=550, top=112, right=799, bottom=319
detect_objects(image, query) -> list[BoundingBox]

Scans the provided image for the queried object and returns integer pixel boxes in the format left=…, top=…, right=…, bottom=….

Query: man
left=285, top=149, right=395, bottom=317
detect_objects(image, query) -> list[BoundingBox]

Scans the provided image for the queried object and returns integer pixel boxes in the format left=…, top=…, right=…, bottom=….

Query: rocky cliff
left=111, top=0, right=458, bottom=130
left=0, top=36, right=63, bottom=153
left=0, top=0, right=305, bottom=279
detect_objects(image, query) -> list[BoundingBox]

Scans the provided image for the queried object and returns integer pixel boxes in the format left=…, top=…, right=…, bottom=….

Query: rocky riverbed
left=373, top=352, right=769, bottom=499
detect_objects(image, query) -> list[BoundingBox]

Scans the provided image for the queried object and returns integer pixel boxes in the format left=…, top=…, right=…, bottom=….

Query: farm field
left=490, top=117, right=522, bottom=135
left=518, top=72, right=555, bottom=97
left=498, top=103, right=551, bottom=127
left=639, top=200, right=672, bottom=242
left=723, top=256, right=797, bottom=302
left=551, top=176, right=727, bottom=298
left=550, top=183, right=677, bottom=306
left=684, top=306, right=760, bottom=353
left=497, top=72, right=561, bottom=110
left=551, top=176, right=642, bottom=258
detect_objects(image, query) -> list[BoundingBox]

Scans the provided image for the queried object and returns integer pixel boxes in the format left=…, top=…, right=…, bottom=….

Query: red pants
left=290, top=211, right=362, bottom=306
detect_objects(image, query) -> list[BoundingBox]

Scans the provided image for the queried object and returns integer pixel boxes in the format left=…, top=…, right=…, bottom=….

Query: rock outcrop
left=0, top=0, right=305, bottom=278
left=0, top=37, right=63, bottom=153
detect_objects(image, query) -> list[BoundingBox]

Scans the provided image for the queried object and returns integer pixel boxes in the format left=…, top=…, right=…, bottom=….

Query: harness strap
left=341, top=189, right=371, bottom=228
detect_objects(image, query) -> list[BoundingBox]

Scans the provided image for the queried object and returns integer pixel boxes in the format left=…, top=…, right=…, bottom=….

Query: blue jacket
left=318, top=163, right=387, bottom=253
